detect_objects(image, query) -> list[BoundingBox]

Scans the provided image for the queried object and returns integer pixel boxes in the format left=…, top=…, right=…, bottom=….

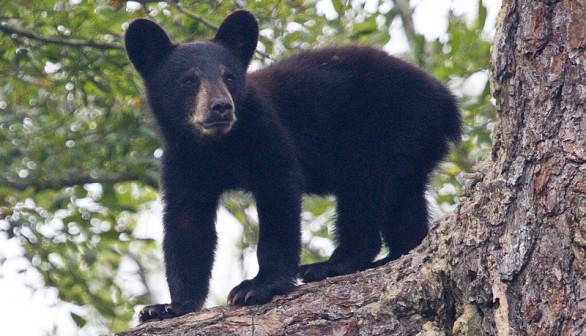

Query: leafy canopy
left=0, top=0, right=494, bottom=332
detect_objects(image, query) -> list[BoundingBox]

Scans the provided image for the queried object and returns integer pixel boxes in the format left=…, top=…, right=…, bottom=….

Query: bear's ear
left=125, top=19, right=174, bottom=78
left=213, top=10, right=259, bottom=68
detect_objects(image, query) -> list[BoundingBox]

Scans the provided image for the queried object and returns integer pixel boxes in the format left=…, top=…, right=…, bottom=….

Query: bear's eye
left=224, top=73, right=236, bottom=83
left=180, top=75, right=199, bottom=89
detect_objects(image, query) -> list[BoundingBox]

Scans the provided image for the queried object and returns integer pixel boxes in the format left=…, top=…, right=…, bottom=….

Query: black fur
left=125, top=10, right=461, bottom=322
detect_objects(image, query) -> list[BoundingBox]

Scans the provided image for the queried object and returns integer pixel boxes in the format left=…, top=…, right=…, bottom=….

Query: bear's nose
left=211, top=98, right=233, bottom=116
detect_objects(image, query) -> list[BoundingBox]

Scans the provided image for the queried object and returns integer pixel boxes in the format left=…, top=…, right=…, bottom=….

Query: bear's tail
left=442, top=93, right=463, bottom=145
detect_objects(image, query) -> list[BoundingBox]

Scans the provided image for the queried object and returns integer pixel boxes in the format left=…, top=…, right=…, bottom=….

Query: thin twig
left=392, top=0, right=417, bottom=52
left=168, top=1, right=273, bottom=61
left=169, top=0, right=218, bottom=31
left=0, top=23, right=124, bottom=51
left=1, top=171, right=159, bottom=191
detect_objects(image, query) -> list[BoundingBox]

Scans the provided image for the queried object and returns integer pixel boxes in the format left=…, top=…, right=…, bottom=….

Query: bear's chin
left=196, top=122, right=233, bottom=137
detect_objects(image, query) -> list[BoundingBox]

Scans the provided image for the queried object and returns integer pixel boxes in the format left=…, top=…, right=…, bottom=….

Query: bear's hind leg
left=299, top=192, right=383, bottom=282
left=382, top=182, right=429, bottom=260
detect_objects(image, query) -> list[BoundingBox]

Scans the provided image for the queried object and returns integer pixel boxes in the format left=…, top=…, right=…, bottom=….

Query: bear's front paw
left=227, top=276, right=295, bottom=306
left=138, top=302, right=196, bottom=323
left=299, top=259, right=368, bottom=283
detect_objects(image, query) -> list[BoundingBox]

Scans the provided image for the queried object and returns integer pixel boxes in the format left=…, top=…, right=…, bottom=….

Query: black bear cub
left=125, top=10, right=461, bottom=322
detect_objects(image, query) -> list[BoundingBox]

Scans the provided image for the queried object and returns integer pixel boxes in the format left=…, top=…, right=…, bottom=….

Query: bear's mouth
left=197, top=119, right=235, bottom=136
left=202, top=120, right=233, bottom=129
left=190, top=112, right=236, bottom=136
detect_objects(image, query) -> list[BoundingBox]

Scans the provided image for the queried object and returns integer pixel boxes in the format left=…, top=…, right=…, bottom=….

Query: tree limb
left=0, top=23, right=124, bottom=51
left=115, top=222, right=455, bottom=335
left=0, top=171, right=158, bottom=191
left=168, top=0, right=219, bottom=31
left=165, top=1, right=273, bottom=61
left=392, top=0, right=417, bottom=52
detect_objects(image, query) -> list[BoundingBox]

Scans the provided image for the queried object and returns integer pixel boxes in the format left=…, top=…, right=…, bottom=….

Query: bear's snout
left=190, top=82, right=236, bottom=136
left=211, top=97, right=234, bottom=117
left=201, top=97, right=235, bottom=133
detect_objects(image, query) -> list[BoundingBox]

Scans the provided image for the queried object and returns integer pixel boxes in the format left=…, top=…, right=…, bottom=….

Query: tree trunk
left=115, top=1, right=586, bottom=335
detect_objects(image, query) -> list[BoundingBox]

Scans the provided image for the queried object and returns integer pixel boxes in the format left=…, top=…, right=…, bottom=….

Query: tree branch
left=392, top=0, right=417, bottom=52
left=121, top=0, right=219, bottom=31
left=0, top=171, right=158, bottom=191
left=115, top=224, right=453, bottom=335
left=168, top=1, right=218, bottom=31
left=166, top=1, right=272, bottom=60
left=0, top=23, right=124, bottom=51
left=1, top=3, right=273, bottom=61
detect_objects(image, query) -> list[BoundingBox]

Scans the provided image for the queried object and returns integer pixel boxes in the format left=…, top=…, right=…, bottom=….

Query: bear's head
left=125, top=11, right=258, bottom=139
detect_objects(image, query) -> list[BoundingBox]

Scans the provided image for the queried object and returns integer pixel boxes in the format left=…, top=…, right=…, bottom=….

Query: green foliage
left=0, top=0, right=495, bottom=333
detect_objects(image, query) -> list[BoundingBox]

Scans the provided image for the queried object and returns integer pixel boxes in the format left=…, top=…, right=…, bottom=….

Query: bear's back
left=248, top=46, right=458, bottom=142
left=246, top=46, right=460, bottom=194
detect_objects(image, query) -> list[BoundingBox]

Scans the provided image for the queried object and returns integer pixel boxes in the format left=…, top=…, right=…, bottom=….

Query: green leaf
left=71, top=312, right=87, bottom=328
left=331, top=0, right=345, bottom=15
left=477, top=0, right=488, bottom=31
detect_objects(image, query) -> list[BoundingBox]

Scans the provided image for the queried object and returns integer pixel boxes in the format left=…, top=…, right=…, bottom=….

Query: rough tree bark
left=116, top=1, right=586, bottom=335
